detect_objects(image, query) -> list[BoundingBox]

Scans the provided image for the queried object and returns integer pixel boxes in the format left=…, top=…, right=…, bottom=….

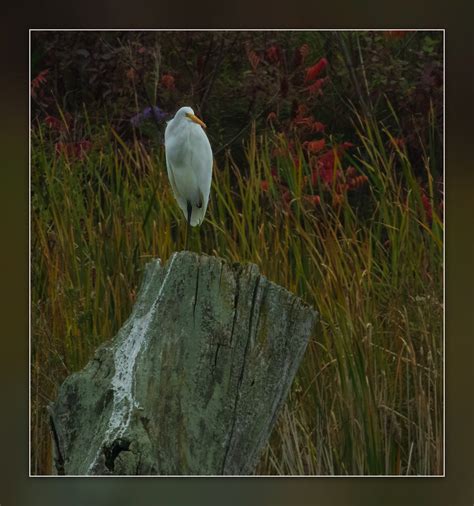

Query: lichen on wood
left=49, top=251, right=318, bottom=475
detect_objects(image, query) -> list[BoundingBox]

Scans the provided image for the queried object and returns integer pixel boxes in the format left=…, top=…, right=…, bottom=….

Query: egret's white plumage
left=165, top=106, right=213, bottom=227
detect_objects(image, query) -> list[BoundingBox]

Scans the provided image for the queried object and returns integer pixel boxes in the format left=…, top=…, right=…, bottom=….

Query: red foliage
left=261, top=140, right=367, bottom=213
left=31, top=69, right=49, bottom=98
left=311, top=121, right=326, bottom=133
left=161, top=74, right=175, bottom=90
left=293, top=104, right=326, bottom=133
left=292, top=154, right=302, bottom=168
left=307, top=77, right=328, bottom=96
left=293, top=116, right=313, bottom=128
left=304, top=139, right=326, bottom=153
left=266, top=111, right=278, bottom=124
left=332, top=193, right=344, bottom=207
left=348, top=175, right=369, bottom=189
left=337, top=182, right=350, bottom=193
left=247, top=50, right=260, bottom=72
left=385, top=31, right=408, bottom=39
left=305, top=194, right=321, bottom=206
left=421, top=190, right=433, bottom=221
left=295, top=103, right=308, bottom=116
left=309, top=143, right=356, bottom=186
left=272, top=141, right=295, bottom=158
left=249, top=51, right=369, bottom=211
left=304, top=58, right=328, bottom=83
left=300, top=44, right=310, bottom=62
left=265, top=45, right=280, bottom=64
left=126, top=67, right=137, bottom=81
left=313, top=162, right=336, bottom=185
left=45, top=115, right=65, bottom=132
left=317, top=149, right=336, bottom=170
left=346, top=166, right=356, bottom=177
left=55, top=140, right=92, bottom=159
left=390, top=137, right=406, bottom=150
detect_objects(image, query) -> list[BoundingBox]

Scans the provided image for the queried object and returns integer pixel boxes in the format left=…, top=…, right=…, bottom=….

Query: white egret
left=164, top=106, right=213, bottom=248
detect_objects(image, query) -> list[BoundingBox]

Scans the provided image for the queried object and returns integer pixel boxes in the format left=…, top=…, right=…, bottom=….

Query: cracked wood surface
left=49, top=252, right=318, bottom=475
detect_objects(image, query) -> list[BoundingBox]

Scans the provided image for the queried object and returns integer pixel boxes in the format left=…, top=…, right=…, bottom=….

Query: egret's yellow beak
left=186, top=112, right=207, bottom=129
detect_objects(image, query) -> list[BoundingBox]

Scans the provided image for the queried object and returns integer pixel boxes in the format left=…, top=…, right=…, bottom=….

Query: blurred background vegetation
left=31, top=30, right=443, bottom=475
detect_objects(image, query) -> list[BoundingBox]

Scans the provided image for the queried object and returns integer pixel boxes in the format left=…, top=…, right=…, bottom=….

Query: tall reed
left=31, top=110, right=443, bottom=475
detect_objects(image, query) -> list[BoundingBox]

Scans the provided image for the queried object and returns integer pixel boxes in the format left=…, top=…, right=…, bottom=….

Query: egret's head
left=176, top=106, right=207, bottom=129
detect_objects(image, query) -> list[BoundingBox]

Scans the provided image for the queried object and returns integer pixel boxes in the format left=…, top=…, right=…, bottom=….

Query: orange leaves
left=421, top=189, right=433, bottom=221
left=45, top=115, right=65, bottom=132
left=385, top=31, right=408, bottom=39
left=332, top=193, right=344, bottom=207
left=346, top=166, right=357, bottom=178
left=247, top=50, right=260, bottom=72
left=311, top=121, right=326, bottom=133
left=305, top=57, right=328, bottom=84
left=260, top=138, right=368, bottom=214
left=293, top=116, right=313, bottom=128
left=44, top=112, right=72, bottom=132
left=348, top=174, right=369, bottom=189
left=390, top=137, right=405, bottom=150
left=31, top=69, right=49, bottom=98
left=265, top=45, right=281, bottom=64
left=338, top=166, right=369, bottom=192
left=307, top=77, right=328, bottom=96
left=303, top=194, right=321, bottom=206
left=303, top=57, right=329, bottom=96
left=247, top=43, right=283, bottom=72
left=248, top=47, right=367, bottom=213
left=299, top=43, right=310, bottom=63
left=266, top=111, right=278, bottom=124
left=161, top=74, right=175, bottom=90
left=126, top=67, right=137, bottom=81
left=293, top=104, right=326, bottom=133
left=55, top=140, right=92, bottom=160
left=294, top=43, right=311, bottom=67
left=304, top=139, right=326, bottom=153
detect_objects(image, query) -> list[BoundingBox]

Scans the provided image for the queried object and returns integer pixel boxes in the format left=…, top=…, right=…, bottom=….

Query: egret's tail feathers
left=189, top=203, right=207, bottom=227
left=177, top=199, right=207, bottom=227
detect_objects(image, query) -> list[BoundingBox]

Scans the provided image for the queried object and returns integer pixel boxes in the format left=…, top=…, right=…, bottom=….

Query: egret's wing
left=189, top=128, right=213, bottom=226
left=167, top=164, right=188, bottom=219
left=165, top=155, right=179, bottom=200
left=165, top=125, right=189, bottom=218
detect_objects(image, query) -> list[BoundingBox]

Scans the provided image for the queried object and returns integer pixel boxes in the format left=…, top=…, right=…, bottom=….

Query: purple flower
left=130, top=106, right=168, bottom=127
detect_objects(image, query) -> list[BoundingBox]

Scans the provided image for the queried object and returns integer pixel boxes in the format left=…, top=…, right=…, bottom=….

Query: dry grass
left=31, top=109, right=443, bottom=475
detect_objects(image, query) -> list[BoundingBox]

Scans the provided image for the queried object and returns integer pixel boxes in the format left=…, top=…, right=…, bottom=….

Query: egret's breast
left=166, top=126, right=201, bottom=202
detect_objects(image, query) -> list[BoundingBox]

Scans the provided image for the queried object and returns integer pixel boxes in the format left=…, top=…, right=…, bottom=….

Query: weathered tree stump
left=49, top=252, right=317, bottom=475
